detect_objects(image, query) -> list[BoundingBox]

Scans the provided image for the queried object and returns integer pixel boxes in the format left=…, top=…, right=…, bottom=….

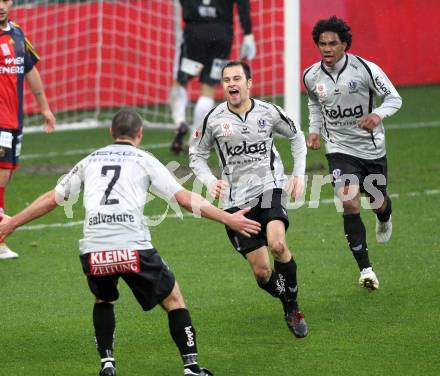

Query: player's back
left=79, top=142, right=152, bottom=253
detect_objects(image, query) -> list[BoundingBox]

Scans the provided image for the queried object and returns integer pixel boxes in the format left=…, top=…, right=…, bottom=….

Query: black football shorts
left=225, top=189, right=290, bottom=256
left=175, top=22, right=233, bottom=86
left=326, top=152, right=388, bottom=200
left=80, top=248, right=175, bottom=311
left=0, top=128, right=23, bottom=170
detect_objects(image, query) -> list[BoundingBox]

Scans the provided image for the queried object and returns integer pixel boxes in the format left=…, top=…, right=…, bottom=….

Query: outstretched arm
left=174, top=189, right=260, bottom=237
left=0, top=190, right=58, bottom=241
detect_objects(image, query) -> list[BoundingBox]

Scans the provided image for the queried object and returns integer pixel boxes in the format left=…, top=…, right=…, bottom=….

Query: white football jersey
left=189, top=98, right=306, bottom=209
left=55, top=142, right=183, bottom=255
left=303, top=53, right=402, bottom=159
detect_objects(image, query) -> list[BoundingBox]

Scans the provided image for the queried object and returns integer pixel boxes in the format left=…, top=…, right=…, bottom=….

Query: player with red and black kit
left=0, top=0, right=55, bottom=259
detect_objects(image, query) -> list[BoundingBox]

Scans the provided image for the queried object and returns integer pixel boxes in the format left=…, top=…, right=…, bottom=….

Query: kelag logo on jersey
left=225, top=140, right=267, bottom=156
left=325, top=105, right=363, bottom=119
left=374, top=76, right=391, bottom=96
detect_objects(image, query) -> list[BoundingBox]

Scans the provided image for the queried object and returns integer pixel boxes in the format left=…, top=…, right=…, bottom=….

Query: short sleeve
left=147, top=157, right=184, bottom=201
left=54, top=162, right=84, bottom=200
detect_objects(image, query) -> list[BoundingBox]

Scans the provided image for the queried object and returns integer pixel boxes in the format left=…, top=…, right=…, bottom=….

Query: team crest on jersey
left=258, top=118, right=266, bottom=129
left=316, top=83, right=327, bottom=99
left=193, top=128, right=200, bottom=139
left=348, top=80, right=358, bottom=93
left=222, top=122, right=233, bottom=137
left=257, top=118, right=267, bottom=133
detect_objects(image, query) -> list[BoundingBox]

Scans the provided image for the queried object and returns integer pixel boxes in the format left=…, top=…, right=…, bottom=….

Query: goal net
left=12, top=0, right=287, bottom=130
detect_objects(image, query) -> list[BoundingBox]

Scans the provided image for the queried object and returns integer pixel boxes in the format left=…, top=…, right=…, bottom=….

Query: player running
left=190, top=60, right=308, bottom=338
left=303, top=16, right=402, bottom=290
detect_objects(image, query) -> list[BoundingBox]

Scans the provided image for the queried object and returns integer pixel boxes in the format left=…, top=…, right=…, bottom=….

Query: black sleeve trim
left=200, top=104, right=220, bottom=142
left=270, top=143, right=275, bottom=171
left=302, top=66, right=314, bottom=92
left=236, top=0, right=252, bottom=34
left=214, top=138, right=227, bottom=170
left=355, top=55, right=379, bottom=92
left=271, top=103, right=297, bottom=134
left=336, top=54, right=349, bottom=81
left=320, top=61, right=335, bottom=83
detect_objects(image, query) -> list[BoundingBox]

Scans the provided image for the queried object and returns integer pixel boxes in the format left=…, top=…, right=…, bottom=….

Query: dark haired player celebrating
left=303, top=16, right=402, bottom=290
left=0, top=109, right=260, bottom=376
left=190, top=60, right=308, bottom=338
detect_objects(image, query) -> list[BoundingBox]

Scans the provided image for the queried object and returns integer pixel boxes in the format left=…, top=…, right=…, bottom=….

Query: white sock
left=192, top=96, right=215, bottom=132
left=169, top=85, right=188, bottom=126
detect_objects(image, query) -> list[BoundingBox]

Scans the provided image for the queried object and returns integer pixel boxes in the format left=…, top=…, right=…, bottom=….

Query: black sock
left=93, top=302, right=115, bottom=360
left=168, top=308, right=201, bottom=373
left=274, top=258, right=299, bottom=311
left=257, top=269, right=288, bottom=306
left=376, top=196, right=392, bottom=222
left=343, top=213, right=371, bottom=270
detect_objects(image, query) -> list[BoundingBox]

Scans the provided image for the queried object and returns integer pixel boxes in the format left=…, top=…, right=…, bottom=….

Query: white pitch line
left=20, top=143, right=170, bottom=160
left=15, top=188, right=440, bottom=232
left=386, top=120, right=440, bottom=130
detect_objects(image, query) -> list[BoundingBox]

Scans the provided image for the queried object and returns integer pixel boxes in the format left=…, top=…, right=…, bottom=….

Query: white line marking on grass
left=23, top=122, right=175, bottom=134
left=20, top=143, right=170, bottom=160
left=16, top=188, right=440, bottom=232
left=386, top=120, right=440, bottom=130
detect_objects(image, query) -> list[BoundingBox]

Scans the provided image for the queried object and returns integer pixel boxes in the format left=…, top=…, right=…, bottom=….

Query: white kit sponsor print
left=0, top=54, right=25, bottom=74
left=0, top=131, right=13, bottom=148
left=1, top=43, right=12, bottom=56
left=184, top=326, right=195, bottom=347
left=89, top=249, right=140, bottom=276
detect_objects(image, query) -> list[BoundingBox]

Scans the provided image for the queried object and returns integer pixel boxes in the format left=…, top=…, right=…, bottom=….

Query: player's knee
left=161, top=284, right=186, bottom=311
left=342, top=199, right=360, bottom=214
left=269, top=240, right=287, bottom=258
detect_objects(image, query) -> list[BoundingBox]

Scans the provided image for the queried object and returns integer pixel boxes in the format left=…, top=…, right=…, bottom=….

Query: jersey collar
left=320, top=54, right=349, bottom=83
left=226, top=98, right=255, bottom=122
left=1, top=21, right=12, bottom=33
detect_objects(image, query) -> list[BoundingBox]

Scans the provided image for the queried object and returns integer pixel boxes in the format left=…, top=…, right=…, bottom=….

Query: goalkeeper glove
left=240, top=34, right=256, bottom=60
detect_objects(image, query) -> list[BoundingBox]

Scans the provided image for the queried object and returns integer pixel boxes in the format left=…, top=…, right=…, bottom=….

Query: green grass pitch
left=0, top=85, right=439, bottom=375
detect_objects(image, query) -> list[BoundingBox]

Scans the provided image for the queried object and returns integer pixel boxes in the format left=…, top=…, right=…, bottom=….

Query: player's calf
left=171, top=122, right=189, bottom=154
